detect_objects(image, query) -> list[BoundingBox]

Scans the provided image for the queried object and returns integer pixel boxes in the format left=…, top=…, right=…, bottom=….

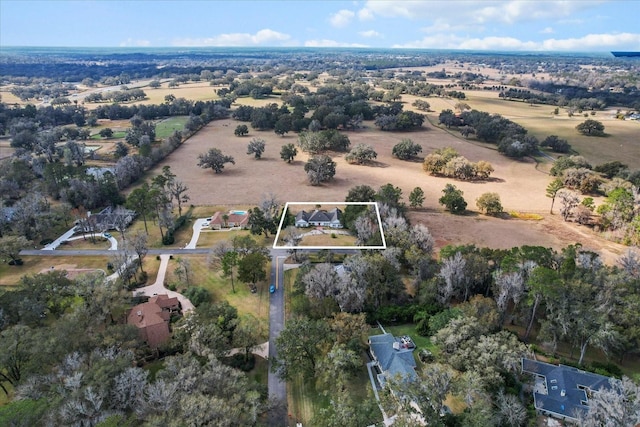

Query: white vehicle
left=202, top=222, right=210, bottom=227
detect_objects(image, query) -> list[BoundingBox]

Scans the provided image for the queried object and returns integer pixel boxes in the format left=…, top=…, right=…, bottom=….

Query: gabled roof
left=522, top=358, right=614, bottom=420
left=369, top=333, right=417, bottom=386
left=296, top=208, right=342, bottom=223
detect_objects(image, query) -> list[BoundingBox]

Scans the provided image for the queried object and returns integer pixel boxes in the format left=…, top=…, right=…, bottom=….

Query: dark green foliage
left=0, top=398, right=48, bottom=427
left=541, top=135, right=571, bottom=153
left=439, top=184, right=467, bottom=213
left=392, top=138, right=423, bottom=160
left=182, top=287, right=211, bottom=307
left=224, top=353, right=256, bottom=372
left=594, top=160, right=628, bottom=179
left=576, top=119, right=605, bottom=136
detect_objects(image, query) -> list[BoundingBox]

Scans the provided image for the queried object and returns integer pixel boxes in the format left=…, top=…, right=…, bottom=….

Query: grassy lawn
left=163, top=254, right=270, bottom=328
left=0, top=255, right=111, bottom=286
left=56, top=236, right=111, bottom=250
left=90, top=131, right=126, bottom=140
left=155, top=116, right=189, bottom=139
left=196, top=229, right=251, bottom=248
left=298, top=232, right=358, bottom=247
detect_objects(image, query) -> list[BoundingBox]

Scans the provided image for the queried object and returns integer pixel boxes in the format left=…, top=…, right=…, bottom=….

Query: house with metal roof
left=369, top=333, right=418, bottom=388
left=521, top=358, right=615, bottom=423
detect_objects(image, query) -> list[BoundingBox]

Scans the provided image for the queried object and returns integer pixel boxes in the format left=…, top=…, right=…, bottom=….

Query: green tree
left=234, top=124, right=249, bottom=136
left=0, top=235, right=30, bottom=265
left=476, top=192, right=503, bottom=215
left=197, top=148, right=235, bottom=174
left=126, top=183, right=154, bottom=234
left=546, top=178, right=564, bottom=214
left=272, top=317, right=332, bottom=380
left=409, top=187, right=425, bottom=209
left=280, top=143, right=297, bottom=163
left=246, top=137, right=266, bottom=159
left=247, top=206, right=277, bottom=238
left=576, top=119, right=605, bottom=136
left=99, top=128, right=113, bottom=138
left=439, top=184, right=467, bottom=214
left=221, top=251, right=239, bottom=293
left=392, top=138, right=422, bottom=160
left=238, top=252, right=267, bottom=287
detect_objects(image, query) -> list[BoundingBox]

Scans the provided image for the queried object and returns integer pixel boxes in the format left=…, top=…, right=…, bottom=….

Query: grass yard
left=163, top=254, right=270, bottom=327
left=297, top=232, right=358, bottom=247
left=0, top=255, right=111, bottom=286
left=195, top=229, right=251, bottom=248
left=56, top=236, right=111, bottom=250
left=155, top=116, right=189, bottom=139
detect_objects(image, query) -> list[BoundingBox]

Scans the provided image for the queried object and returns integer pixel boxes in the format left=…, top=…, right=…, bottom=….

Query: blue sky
left=2, top=0, right=639, bottom=51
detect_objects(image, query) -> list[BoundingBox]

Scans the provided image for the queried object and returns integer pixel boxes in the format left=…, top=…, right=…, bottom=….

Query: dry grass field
left=0, top=255, right=111, bottom=286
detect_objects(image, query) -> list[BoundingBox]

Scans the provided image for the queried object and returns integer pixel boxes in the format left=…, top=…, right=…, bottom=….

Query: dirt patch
left=39, top=264, right=105, bottom=280
left=409, top=210, right=627, bottom=264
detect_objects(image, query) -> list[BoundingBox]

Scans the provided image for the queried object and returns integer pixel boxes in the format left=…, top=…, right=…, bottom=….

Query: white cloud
left=304, top=39, right=368, bottom=48
left=172, top=29, right=291, bottom=47
left=540, top=32, right=640, bottom=50
left=358, top=7, right=375, bottom=21
left=330, top=9, right=355, bottom=28
left=540, top=27, right=555, bottom=34
left=119, top=38, right=151, bottom=47
left=395, top=32, right=640, bottom=51
left=362, top=1, right=604, bottom=25
left=359, top=30, right=382, bottom=38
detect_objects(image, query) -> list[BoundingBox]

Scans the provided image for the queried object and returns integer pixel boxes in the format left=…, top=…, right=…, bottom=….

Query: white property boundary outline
left=273, top=201, right=387, bottom=250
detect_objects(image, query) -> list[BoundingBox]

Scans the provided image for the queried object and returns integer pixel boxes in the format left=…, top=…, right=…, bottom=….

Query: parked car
left=269, top=284, right=276, bottom=293
left=103, top=232, right=112, bottom=238
left=202, top=222, right=210, bottom=227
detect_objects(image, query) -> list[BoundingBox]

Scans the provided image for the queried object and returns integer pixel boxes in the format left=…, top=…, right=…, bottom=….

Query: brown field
left=0, top=255, right=111, bottom=286
left=150, top=115, right=631, bottom=264
left=155, top=117, right=553, bottom=212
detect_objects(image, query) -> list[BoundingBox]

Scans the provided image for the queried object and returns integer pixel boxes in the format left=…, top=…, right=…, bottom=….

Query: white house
left=295, top=208, right=343, bottom=228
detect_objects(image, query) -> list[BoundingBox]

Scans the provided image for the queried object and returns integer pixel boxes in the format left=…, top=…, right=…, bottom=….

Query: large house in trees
left=521, top=358, right=615, bottom=423
left=127, top=295, right=181, bottom=348
left=295, top=208, right=343, bottom=228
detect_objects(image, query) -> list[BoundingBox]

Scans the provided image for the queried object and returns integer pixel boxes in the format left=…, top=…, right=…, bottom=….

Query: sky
left=1, top=0, right=640, bottom=52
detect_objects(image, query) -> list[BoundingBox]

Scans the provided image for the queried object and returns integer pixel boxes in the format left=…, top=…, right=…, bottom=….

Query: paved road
left=20, top=248, right=212, bottom=256
left=268, top=249, right=288, bottom=426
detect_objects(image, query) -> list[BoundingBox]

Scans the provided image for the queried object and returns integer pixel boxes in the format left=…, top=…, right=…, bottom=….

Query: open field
left=155, top=117, right=554, bottom=212
left=406, top=88, right=640, bottom=169
left=0, top=255, right=111, bottom=286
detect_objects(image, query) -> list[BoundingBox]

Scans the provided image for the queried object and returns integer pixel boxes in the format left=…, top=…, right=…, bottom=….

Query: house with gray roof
left=369, top=333, right=417, bottom=388
left=295, top=208, right=343, bottom=228
left=521, top=358, right=615, bottom=423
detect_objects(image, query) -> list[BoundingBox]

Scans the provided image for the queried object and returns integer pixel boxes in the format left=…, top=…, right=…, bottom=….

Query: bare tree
left=130, top=231, right=148, bottom=274
left=168, top=179, right=190, bottom=217
left=577, top=377, right=640, bottom=427
left=557, top=189, right=580, bottom=221
left=303, top=263, right=338, bottom=301
left=495, top=391, right=527, bottom=427
left=438, top=252, right=467, bottom=305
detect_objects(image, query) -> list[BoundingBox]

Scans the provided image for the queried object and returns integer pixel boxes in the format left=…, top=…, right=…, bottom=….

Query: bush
left=224, top=353, right=256, bottom=371
left=8, top=259, right=23, bottom=266
left=162, top=233, right=175, bottom=245
left=590, top=361, right=623, bottom=378
left=183, top=286, right=211, bottom=307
